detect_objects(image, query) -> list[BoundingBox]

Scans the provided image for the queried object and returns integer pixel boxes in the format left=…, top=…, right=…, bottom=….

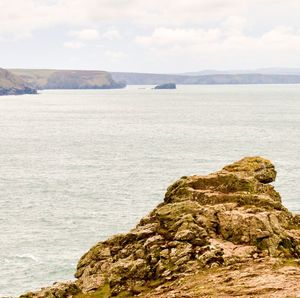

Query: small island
left=154, top=83, right=176, bottom=89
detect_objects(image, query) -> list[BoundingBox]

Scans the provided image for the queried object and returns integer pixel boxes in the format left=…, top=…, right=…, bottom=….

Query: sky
left=0, top=0, right=300, bottom=73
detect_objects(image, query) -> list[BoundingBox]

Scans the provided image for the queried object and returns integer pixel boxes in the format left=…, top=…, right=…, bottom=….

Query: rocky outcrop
left=9, top=69, right=126, bottom=90
left=154, top=83, right=176, bottom=89
left=21, top=157, right=300, bottom=297
left=0, top=68, right=37, bottom=95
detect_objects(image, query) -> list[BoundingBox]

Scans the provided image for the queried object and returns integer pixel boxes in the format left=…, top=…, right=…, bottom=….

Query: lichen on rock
left=20, top=157, right=300, bottom=297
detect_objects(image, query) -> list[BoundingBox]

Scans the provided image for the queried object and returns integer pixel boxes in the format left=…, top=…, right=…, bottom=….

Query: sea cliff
left=21, top=157, right=300, bottom=297
left=0, top=68, right=37, bottom=95
left=9, top=69, right=126, bottom=90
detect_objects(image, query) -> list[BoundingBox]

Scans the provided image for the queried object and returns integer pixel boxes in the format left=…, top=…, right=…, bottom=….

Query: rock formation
left=21, top=157, right=300, bottom=297
left=154, top=83, right=176, bottom=89
left=0, top=68, right=37, bottom=95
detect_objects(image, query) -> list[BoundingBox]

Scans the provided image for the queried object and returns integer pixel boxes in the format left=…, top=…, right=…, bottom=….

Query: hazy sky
left=1, top=0, right=300, bottom=73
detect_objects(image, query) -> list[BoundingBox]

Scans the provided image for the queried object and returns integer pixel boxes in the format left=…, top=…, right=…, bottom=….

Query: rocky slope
left=10, top=69, right=126, bottom=90
left=21, top=157, right=300, bottom=297
left=0, top=68, right=37, bottom=95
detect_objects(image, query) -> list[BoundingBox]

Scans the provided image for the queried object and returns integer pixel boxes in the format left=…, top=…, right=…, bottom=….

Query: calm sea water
left=0, top=85, right=299, bottom=296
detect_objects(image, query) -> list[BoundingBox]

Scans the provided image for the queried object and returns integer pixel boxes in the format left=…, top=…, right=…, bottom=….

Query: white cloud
left=1, top=0, right=300, bottom=70
left=0, top=0, right=299, bottom=39
left=102, top=30, right=121, bottom=40
left=105, top=50, right=126, bottom=60
left=136, top=16, right=248, bottom=48
left=223, top=16, right=247, bottom=36
left=0, top=0, right=279, bottom=39
left=136, top=21, right=300, bottom=53
left=70, top=29, right=99, bottom=41
left=63, top=40, right=85, bottom=49
left=135, top=19, right=300, bottom=69
left=136, top=28, right=221, bottom=47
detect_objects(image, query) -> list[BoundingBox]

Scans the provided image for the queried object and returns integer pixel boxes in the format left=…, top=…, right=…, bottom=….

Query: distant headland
left=10, top=69, right=126, bottom=90
left=0, top=68, right=126, bottom=96
left=0, top=68, right=37, bottom=96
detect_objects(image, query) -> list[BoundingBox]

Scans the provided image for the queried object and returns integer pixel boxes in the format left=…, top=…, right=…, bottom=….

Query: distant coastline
left=3, top=67, right=300, bottom=97
left=111, top=71, right=300, bottom=85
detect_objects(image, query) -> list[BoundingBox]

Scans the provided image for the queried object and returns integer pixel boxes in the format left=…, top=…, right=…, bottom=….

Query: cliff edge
left=0, top=68, right=37, bottom=95
left=21, top=157, right=300, bottom=297
left=10, top=69, right=126, bottom=90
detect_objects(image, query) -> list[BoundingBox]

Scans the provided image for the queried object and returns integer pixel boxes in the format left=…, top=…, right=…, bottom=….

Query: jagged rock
left=20, top=282, right=79, bottom=298
left=21, top=157, right=300, bottom=297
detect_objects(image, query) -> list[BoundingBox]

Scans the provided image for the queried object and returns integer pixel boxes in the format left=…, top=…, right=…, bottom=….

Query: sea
left=0, top=85, right=299, bottom=296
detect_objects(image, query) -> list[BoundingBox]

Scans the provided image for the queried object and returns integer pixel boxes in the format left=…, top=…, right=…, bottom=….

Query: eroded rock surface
left=21, top=157, right=300, bottom=297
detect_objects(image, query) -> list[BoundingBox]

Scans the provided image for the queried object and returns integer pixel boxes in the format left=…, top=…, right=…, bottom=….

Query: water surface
left=0, top=85, right=299, bottom=296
